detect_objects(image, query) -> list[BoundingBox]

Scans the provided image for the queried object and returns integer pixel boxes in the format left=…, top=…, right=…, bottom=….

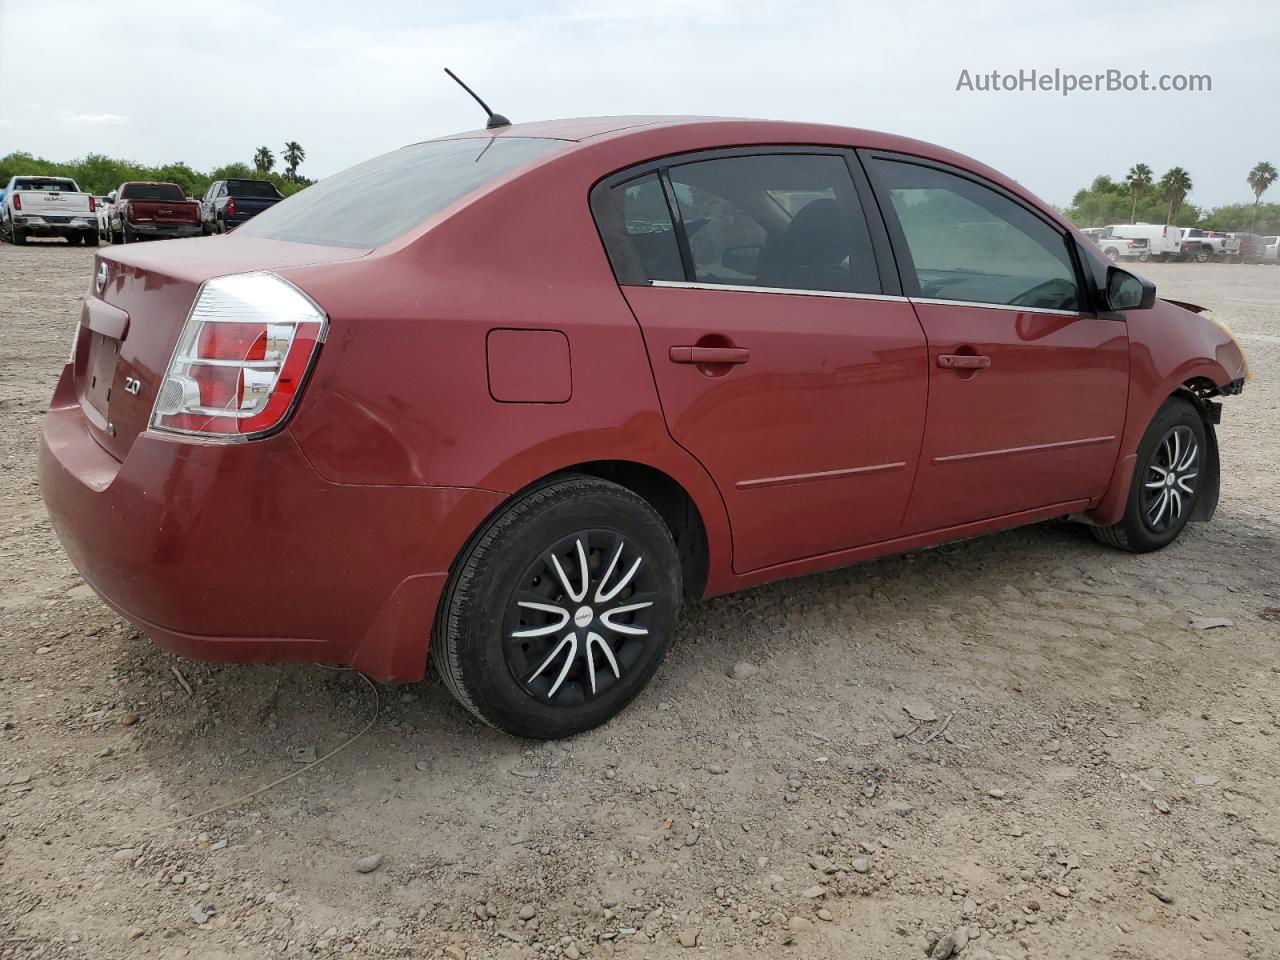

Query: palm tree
left=1159, top=167, right=1193, bottom=224
left=283, top=141, right=306, bottom=181
left=1125, top=163, right=1153, bottom=223
left=253, top=146, right=275, bottom=173
left=1247, top=161, right=1277, bottom=227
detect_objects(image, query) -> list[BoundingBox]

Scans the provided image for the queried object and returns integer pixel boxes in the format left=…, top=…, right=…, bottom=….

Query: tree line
left=1066, top=161, right=1279, bottom=234
left=0, top=141, right=314, bottom=200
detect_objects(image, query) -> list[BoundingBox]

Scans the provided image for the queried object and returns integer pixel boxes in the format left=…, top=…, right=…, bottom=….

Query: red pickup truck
left=106, top=181, right=202, bottom=243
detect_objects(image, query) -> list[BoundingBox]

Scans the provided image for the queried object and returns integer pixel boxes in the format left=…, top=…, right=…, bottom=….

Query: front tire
left=1091, top=397, right=1206, bottom=553
left=436, top=475, right=682, bottom=739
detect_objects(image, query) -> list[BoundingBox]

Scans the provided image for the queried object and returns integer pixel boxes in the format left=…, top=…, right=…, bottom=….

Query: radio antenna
left=443, top=68, right=511, bottom=130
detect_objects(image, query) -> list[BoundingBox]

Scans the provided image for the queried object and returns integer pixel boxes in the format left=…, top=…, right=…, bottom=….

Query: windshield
left=227, top=179, right=283, bottom=199
left=120, top=183, right=186, bottom=201
left=237, top=136, right=567, bottom=248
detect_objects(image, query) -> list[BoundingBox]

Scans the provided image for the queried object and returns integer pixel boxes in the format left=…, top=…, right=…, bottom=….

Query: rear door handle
left=669, top=346, right=751, bottom=365
left=937, top=354, right=991, bottom=370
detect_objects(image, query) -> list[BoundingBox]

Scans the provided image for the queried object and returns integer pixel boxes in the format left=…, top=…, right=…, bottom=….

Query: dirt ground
left=1, top=244, right=1278, bottom=960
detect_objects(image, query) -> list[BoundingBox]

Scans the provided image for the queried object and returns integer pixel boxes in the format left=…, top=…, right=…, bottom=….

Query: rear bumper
left=38, top=366, right=504, bottom=681
left=127, top=222, right=203, bottom=238
left=14, top=216, right=95, bottom=234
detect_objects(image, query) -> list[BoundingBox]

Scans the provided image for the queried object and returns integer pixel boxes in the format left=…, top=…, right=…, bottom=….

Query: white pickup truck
left=0, top=176, right=99, bottom=246
left=1178, top=227, right=1239, bottom=263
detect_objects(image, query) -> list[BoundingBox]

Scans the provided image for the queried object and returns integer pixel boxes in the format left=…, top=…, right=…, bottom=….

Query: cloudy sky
left=2, top=0, right=1277, bottom=210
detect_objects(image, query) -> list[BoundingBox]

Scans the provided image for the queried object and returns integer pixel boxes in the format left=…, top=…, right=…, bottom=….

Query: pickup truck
left=1179, top=227, right=1240, bottom=263
left=1, top=175, right=99, bottom=245
left=106, top=181, right=202, bottom=243
left=200, top=178, right=284, bottom=233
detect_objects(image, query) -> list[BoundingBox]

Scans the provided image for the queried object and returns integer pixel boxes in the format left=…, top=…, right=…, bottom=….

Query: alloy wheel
left=503, top=530, right=658, bottom=706
left=1141, top=424, right=1199, bottom=533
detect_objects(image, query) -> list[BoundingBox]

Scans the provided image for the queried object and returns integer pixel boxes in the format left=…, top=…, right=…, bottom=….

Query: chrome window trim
left=909, top=297, right=1092, bottom=318
left=645, top=281, right=1092, bottom=317
left=647, top=280, right=909, bottom=303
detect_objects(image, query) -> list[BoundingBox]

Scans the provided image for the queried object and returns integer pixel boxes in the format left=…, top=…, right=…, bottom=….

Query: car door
left=864, top=153, right=1128, bottom=533
left=592, top=149, right=929, bottom=573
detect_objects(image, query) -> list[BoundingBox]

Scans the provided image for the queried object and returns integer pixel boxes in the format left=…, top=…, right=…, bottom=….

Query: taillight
left=11, top=194, right=20, bottom=211
left=226, top=197, right=236, bottom=216
left=89, top=195, right=97, bottom=212
left=150, top=272, right=326, bottom=440
left=124, top=201, right=133, bottom=220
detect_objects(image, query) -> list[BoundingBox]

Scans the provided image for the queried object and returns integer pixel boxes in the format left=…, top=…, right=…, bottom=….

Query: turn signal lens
left=150, top=272, right=326, bottom=440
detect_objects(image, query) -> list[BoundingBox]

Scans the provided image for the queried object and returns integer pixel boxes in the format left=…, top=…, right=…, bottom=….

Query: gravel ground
left=1, top=243, right=1278, bottom=960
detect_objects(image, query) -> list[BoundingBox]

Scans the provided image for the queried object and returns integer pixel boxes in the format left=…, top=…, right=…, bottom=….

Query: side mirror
left=106, top=192, right=116, bottom=204
left=1105, top=265, right=1156, bottom=311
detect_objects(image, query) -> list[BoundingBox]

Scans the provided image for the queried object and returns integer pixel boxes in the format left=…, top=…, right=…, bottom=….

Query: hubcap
left=1141, top=425, right=1199, bottom=533
left=503, top=531, right=657, bottom=705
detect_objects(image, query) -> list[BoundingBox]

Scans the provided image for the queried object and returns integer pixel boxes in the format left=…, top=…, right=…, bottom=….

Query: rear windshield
left=15, top=178, right=80, bottom=192
left=237, top=136, right=567, bottom=248
left=227, top=179, right=283, bottom=199
left=120, top=183, right=185, bottom=201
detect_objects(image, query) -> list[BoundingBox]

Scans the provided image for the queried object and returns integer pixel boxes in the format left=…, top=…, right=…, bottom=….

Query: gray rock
left=1154, top=798, right=1171, bottom=814
left=900, top=698, right=938, bottom=722
left=518, top=905, right=536, bottom=921
left=1149, top=886, right=1174, bottom=904
left=801, top=885, right=826, bottom=899
left=1190, top=616, right=1233, bottom=630
left=354, top=854, right=384, bottom=874
left=729, top=661, right=758, bottom=680
left=787, top=916, right=814, bottom=933
left=952, top=926, right=969, bottom=952
left=112, top=848, right=139, bottom=862
left=930, top=933, right=957, bottom=959
left=289, top=746, right=317, bottom=764
left=851, top=856, right=872, bottom=874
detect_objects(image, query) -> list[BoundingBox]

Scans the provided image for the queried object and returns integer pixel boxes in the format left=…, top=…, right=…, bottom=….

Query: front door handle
left=670, top=346, right=751, bottom=365
left=937, top=353, right=991, bottom=370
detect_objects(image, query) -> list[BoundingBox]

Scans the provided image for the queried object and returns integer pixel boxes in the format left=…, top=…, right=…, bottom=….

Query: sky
left=2, top=0, right=1278, bottom=211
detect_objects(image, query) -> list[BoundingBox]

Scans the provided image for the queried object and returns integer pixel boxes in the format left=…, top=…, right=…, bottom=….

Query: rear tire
left=11, top=226, right=25, bottom=246
left=85, top=232, right=99, bottom=247
left=1195, top=246, right=1212, bottom=263
left=436, top=475, right=682, bottom=739
left=1090, top=398, right=1206, bottom=553
left=65, top=233, right=82, bottom=246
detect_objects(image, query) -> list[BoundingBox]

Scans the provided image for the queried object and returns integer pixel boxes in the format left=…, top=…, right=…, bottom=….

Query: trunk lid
left=73, top=236, right=370, bottom=461
left=229, top=196, right=280, bottom=217
left=16, top=189, right=91, bottom=217
left=126, top=199, right=201, bottom=224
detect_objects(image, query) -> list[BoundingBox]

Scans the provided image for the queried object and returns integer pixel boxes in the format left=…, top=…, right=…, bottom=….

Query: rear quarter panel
left=277, top=149, right=734, bottom=589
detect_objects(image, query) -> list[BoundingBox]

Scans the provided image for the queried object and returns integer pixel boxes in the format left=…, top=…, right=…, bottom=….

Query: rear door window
left=238, top=136, right=567, bottom=248
left=666, top=154, right=880, bottom=294
left=872, top=159, right=1082, bottom=311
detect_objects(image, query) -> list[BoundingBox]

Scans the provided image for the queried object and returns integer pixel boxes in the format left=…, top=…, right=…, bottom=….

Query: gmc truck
left=0, top=176, right=99, bottom=245
left=106, top=182, right=202, bottom=243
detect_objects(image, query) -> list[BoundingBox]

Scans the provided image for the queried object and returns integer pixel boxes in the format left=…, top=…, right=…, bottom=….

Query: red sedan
left=40, top=116, right=1248, bottom=738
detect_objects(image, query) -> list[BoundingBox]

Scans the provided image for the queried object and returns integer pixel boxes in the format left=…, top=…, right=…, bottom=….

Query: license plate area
left=84, top=331, right=120, bottom=422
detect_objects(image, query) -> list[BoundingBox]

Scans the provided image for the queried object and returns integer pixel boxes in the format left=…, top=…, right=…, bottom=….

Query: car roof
left=427, top=115, right=1070, bottom=234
